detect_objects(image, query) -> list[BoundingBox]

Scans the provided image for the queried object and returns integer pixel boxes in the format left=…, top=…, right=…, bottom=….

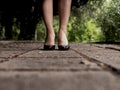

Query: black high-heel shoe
left=58, top=45, right=70, bottom=50
left=44, top=45, right=55, bottom=50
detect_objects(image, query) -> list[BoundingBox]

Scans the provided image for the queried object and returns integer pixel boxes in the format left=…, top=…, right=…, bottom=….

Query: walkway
left=0, top=41, right=120, bottom=90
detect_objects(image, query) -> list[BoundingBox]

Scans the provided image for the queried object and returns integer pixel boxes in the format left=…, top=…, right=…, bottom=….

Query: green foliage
left=67, top=0, right=104, bottom=43
left=67, top=0, right=120, bottom=43
left=35, top=21, right=45, bottom=42
left=0, top=0, right=120, bottom=43
left=100, top=0, right=120, bottom=42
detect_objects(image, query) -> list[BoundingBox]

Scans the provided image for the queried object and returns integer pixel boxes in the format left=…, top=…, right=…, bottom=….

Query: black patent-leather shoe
left=58, top=45, right=70, bottom=50
left=44, top=45, right=55, bottom=50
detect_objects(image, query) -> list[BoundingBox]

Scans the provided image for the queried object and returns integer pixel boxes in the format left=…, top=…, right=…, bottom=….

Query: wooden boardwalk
left=0, top=41, right=120, bottom=90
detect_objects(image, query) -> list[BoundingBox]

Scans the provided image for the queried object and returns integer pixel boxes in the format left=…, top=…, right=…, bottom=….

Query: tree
left=0, top=0, right=41, bottom=40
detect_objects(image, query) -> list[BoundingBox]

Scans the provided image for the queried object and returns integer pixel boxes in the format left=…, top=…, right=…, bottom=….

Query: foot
left=44, top=33, right=55, bottom=50
left=58, top=30, right=70, bottom=50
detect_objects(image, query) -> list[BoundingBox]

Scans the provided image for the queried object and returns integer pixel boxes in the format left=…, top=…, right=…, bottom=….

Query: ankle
left=45, top=33, right=55, bottom=45
left=58, top=31, right=68, bottom=45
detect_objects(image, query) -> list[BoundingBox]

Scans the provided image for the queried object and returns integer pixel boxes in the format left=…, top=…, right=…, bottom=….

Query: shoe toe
left=58, top=45, right=70, bottom=50
left=44, top=45, right=55, bottom=50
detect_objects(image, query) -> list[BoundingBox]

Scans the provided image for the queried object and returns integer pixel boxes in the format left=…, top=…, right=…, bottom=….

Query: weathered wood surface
left=0, top=41, right=120, bottom=90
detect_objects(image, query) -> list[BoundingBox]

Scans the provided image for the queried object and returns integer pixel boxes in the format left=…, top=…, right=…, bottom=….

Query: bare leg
left=58, top=0, right=72, bottom=45
left=42, top=0, right=55, bottom=45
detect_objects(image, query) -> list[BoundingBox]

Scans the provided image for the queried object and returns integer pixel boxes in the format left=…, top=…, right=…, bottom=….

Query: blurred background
left=0, top=0, right=120, bottom=43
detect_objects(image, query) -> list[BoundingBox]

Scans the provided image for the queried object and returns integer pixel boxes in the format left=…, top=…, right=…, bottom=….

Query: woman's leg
left=42, top=0, right=55, bottom=45
left=58, top=0, right=72, bottom=46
